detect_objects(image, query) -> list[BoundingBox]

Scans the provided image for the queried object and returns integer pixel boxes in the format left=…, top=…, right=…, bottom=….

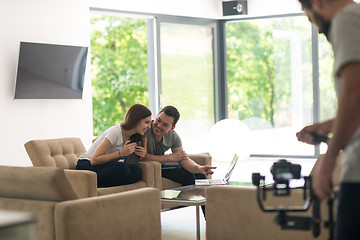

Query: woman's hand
left=121, top=140, right=137, bottom=157
left=134, top=145, right=147, bottom=158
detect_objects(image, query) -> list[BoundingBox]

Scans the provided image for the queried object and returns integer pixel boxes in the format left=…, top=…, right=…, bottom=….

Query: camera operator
left=296, top=1, right=360, bottom=239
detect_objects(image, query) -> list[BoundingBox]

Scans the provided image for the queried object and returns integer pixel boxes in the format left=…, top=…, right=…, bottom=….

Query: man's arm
left=326, top=63, right=360, bottom=157
left=314, top=62, right=360, bottom=199
left=173, top=147, right=201, bottom=173
left=142, top=145, right=187, bottom=163
left=173, top=147, right=216, bottom=175
left=142, top=151, right=184, bottom=164
left=142, top=144, right=216, bottom=175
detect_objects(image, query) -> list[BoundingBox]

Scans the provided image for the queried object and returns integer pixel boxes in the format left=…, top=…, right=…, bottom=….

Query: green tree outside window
left=90, top=15, right=149, bottom=136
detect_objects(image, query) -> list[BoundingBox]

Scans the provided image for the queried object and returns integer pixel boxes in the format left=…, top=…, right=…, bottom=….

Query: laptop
left=195, top=154, right=239, bottom=186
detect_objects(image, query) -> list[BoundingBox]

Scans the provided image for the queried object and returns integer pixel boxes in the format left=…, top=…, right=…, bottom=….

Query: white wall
left=90, top=0, right=221, bottom=19
left=236, top=0, right=302, bottom=19
left=0, top=0, right=93, bottom=166
left=90, top=0, right=302, bottom=19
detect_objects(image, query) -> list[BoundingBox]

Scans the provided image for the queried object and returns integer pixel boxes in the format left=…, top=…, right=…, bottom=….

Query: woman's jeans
left=76, top=159, right=142, bottom=188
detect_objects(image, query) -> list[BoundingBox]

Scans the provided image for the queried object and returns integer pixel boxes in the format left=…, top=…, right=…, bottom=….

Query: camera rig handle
left=324, top=193, right=336, bottom=240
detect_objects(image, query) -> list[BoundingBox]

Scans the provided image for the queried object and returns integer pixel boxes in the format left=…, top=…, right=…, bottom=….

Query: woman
left=76, top=104, right=151, bottom=188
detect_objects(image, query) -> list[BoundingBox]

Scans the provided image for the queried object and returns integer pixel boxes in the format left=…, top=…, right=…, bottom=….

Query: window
left=318, top=34, right=337, bottom=153
left=159, top=22, right=215, bottom=153
left=318, top=34, right=336, bottom=122
left=226, top=16, right=317, bottom=157
left=89, top=11, right=336, bottom=158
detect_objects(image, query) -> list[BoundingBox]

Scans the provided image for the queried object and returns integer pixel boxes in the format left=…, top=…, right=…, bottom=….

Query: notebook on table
left=195, top=154, right=239, bottom=186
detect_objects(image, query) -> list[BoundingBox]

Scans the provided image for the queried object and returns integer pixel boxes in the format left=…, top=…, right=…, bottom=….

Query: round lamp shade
left=207, top=119, right=252, bottom=162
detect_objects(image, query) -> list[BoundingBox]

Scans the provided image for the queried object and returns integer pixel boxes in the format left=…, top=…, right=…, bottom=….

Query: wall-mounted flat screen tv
left=14, top=42, right=88, bottom=99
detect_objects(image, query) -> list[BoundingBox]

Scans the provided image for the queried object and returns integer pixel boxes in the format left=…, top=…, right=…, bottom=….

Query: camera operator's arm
left=296, top=119, right=334, bottom=145
left=314, top=62, right=360, bottom=200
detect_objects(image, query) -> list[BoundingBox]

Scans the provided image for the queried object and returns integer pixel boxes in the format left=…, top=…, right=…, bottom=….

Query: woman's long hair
left=122, top=104, right=151, bottom=131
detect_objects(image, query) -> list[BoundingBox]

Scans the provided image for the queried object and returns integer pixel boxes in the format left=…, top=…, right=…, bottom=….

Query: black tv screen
left=14, top=42, right=88, bottom=99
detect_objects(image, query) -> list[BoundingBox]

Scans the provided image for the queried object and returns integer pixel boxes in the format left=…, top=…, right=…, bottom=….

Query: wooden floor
left=161, top=206, right=206, bottom=240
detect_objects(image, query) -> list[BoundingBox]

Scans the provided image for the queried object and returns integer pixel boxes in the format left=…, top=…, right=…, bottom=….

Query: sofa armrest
left=55, top=188, right=161, bottom=240
left=206, top=186, right=330, bottom=240
left=138, top=161, right=157, bottom=188
left=64, top=170, right=98, bottom=198
left=140, top=161, right=162, bottom=190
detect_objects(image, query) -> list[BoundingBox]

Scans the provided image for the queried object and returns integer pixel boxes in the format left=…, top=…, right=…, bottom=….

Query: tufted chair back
left=25, top=138, right=86, bottom=169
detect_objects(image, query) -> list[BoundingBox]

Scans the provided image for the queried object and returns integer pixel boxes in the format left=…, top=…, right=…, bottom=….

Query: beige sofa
left=0, top=165, right=161, bottom=240
left=24, top=138, right=158, bottom=195
left=206, top=154, right=341, bottom=240
left=25, top=137, right=212, bottom=193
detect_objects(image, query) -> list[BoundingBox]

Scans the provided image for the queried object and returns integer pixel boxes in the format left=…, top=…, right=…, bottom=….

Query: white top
left=79, top=124, right=124, bottom=160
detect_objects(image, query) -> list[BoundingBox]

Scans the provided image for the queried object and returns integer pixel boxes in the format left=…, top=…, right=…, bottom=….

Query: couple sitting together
left=76, top=104, right=215, bottom=188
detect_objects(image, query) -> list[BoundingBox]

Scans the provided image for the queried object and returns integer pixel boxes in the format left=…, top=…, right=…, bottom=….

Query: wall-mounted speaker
left=222, top=0, right=248, bottom=16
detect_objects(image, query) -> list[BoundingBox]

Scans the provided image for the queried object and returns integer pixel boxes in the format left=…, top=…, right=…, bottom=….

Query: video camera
left=252, top=159, right=335, bottom=239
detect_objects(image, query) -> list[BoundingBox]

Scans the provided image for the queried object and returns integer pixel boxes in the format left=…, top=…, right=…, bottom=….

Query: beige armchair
left=205, top=154, right=341, bottom=240
left=24, top=138, right=157, bottom=196
left=0, top=165, right=161, bottom=240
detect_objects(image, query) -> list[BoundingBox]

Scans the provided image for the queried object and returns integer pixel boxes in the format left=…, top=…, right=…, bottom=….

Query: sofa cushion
left=24, top=138, right=86, bottom=169
left=97, top=181, right=147, bottom=196
left=0, top=166, right=79, bottom=201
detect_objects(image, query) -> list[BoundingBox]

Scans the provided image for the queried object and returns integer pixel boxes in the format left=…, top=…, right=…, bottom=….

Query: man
left=296, top=0, right=360, bottom=239
left=143, top=105, right=215, bottom=186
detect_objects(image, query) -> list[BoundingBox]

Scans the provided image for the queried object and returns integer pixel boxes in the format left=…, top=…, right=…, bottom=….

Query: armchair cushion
left=97, top=181, right=147, bottom=196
